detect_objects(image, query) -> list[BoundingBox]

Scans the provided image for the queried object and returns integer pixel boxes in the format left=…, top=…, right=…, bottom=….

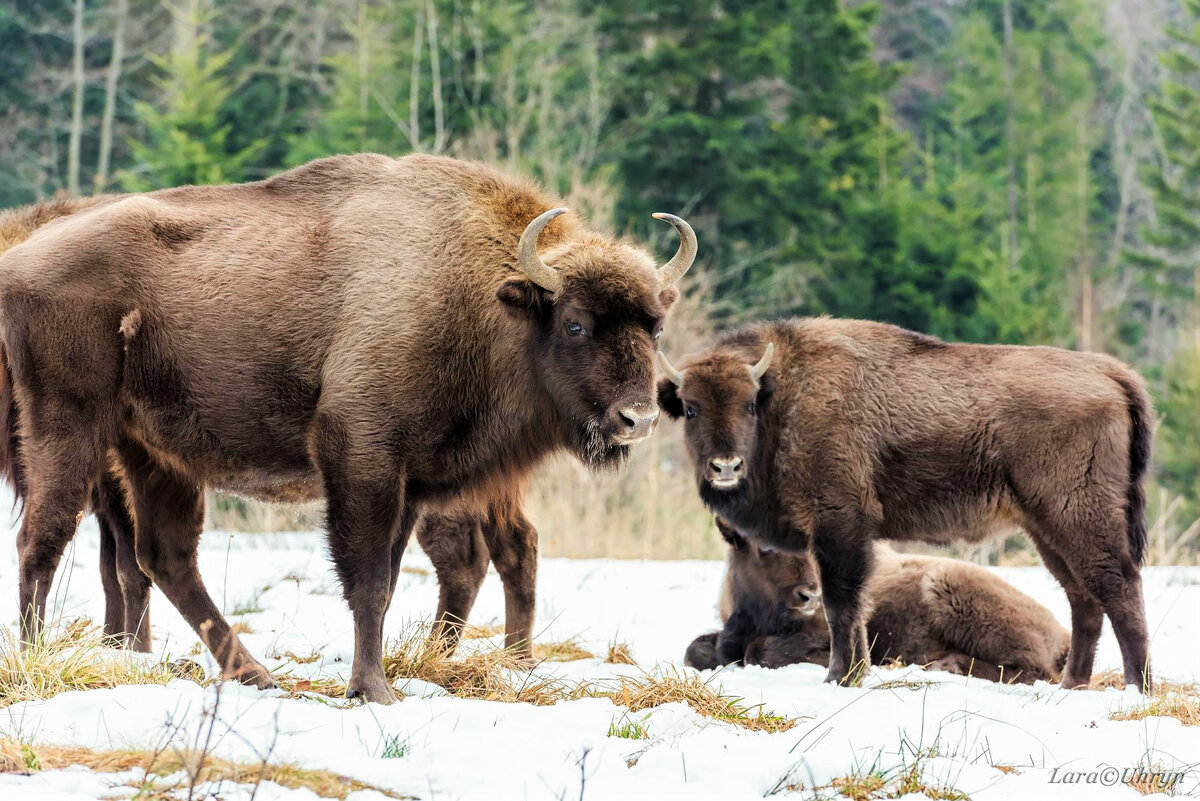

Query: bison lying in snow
left=0, top=154, right=696, bottom=704
left=685, top=521, right=1070, bottom=684
left=658, top=317, right=1152, bottom=691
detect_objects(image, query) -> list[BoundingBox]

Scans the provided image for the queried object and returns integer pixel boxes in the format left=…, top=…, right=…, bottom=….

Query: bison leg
left=15, top=446, right=96, bottom=646
left=1031, top=537, right=1106, bottom=689
left=1079, top=549, right=1150, bottom=691
left=480, top=507, right=538, bottom=659
left=97, top=501, right=125, bottom=645
left=417, top=511, right=489, bottom=655
left=814, top=523, right=875, bottom=686
left=684, top=631, right=722, bottom=670
left=315, top=420, right=407, bottom=705
left=93, top=469, right=152, bottom=651
left=120, top=442, right=273, bottom=688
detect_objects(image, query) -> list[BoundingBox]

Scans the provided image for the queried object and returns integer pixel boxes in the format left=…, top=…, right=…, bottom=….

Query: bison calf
left=660, top=318, right=1152, bottom=691
left=687, top=526, right=1070, bottom=684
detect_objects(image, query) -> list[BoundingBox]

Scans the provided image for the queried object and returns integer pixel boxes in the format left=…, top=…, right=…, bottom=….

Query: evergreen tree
left=120, top=1, right=264, bottom=190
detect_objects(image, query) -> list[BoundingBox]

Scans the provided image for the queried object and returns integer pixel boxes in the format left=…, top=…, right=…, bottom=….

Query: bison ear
left=715, top=518, right=747, bottom=550
left=658, top=285, right=680, bottom=308
left=755, top=371, right=776, bottom=409
left=496, top=277, right=549, bottom=316
left=657, top=377, right=684, bottom=419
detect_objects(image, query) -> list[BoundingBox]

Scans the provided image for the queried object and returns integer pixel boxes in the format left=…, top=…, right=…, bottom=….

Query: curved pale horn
left=657, top=350, right=684, bottom=387
left=517, top=207, right=568, bottom=293
left=651, top=212, right=697, bottom=288
left=749, top=342, right=774, bottom=382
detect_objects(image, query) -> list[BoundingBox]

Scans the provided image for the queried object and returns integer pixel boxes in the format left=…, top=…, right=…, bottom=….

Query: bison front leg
left=315, top=420, right=408, bottom=705
left=97, top=506, right=126, bottom=646
left=416, top=511, right=489, bottom=655
left=814, top=521, right=875, bottom=686
left=481, top=508, right=538, bottom=660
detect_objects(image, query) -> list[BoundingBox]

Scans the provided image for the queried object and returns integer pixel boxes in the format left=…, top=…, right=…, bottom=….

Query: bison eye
left=652, top=329, right=662, bottom=341
left=746, top=402, right=756, bottom=416
left=685, top=406, right=697, bottom=419
left=565, top=321, right=586, bottom=337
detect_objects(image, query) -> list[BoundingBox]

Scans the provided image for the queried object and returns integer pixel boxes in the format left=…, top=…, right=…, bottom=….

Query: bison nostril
left=710, top=456, right=743, bottom=478
left=618, top=410, right=637, bottom=430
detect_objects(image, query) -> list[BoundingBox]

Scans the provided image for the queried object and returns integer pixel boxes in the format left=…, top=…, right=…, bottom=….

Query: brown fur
left=686, top=536, right=1071, bottom=685
left=0, top=154, right=688, bottom=703
left=660, top=318, right=1153, bottom=690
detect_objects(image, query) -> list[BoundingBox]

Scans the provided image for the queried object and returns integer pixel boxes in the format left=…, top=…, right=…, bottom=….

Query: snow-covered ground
left=1, top=505, right=1197, bottom=800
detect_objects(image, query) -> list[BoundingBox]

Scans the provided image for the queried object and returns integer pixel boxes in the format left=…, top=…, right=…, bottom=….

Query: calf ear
left=715, top=518, right=747, bottom=550
left=657, top=377, right=684, bottom=418
left=496, top=277, right=549, bottom=316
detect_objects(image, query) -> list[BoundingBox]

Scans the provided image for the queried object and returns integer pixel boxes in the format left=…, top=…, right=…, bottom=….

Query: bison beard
left=660, top=317, right=1154, bottom=692
left=0, top=154, right=696, bottom=705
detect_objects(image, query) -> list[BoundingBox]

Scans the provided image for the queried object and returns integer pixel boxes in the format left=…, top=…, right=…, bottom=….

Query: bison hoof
left=347, top=675, right=398, bottom=705
left=228, top=663, right=278, bottom=690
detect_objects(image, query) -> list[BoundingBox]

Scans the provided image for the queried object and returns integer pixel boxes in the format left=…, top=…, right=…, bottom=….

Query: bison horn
left=651, top=213, right=697, bottom=288
left=657, top=350, right=684, bottom=387
left=517, top=207, right=568, bottom=293
left=749, top=342, right=774, bottom=382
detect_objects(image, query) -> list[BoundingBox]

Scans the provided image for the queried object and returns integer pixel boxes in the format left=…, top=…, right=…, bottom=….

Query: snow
left=1, top=503, right=1197, bottom=800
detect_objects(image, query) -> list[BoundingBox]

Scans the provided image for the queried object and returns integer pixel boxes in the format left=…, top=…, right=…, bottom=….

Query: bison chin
left=698, top=477, right=751, bottom=518
left=573, top=416, right=632, bottom=471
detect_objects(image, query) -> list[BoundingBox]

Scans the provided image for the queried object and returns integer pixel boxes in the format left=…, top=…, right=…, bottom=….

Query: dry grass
left=820, top=764, right=969, bottom=800
left=0, top=738, right=414, bottom=799
left=533, top=637, right=595, bottom=662
left=460, top=623, right=506, bottom=640
left=605, top=641, right=637, bottom=665
left=0, top=622, right=183, bottom=708
left=382, top=628, right=566, bottom=706
left=1093, top=671, right=1200, bottom=727
left=576, top=667, right=797, bottom=733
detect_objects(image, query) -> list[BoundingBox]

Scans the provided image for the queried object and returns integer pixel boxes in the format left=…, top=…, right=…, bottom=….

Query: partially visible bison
left=0, top=154, right=696, bottom=704
left=659, top=317, right=1152, bottom=691
left=686, top=522, right=1070, bottom=685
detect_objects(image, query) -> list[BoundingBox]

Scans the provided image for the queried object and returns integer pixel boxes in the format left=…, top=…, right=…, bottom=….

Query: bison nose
left=708, top=456, right=744, bottom=480
left=615, top=404, right=660, bottom=441
left=792, top=586, right=821, bottom=614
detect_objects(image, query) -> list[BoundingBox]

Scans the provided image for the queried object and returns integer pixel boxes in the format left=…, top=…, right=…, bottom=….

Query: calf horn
left=749, top=342, right=774, bottom=381
left=652, top=213, right=697, bottom=288
left=657, top=351, right=684, bottom=387
left=517, top=207, right=568, bottom=293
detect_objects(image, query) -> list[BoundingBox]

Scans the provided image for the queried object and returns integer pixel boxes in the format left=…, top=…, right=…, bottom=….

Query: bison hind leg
left=418, top=511, right=490, bottom=656
left=684, top=632, right=721, bottom=671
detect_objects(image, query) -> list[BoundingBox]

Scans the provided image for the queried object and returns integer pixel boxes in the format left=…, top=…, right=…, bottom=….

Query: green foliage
left=120, top=3, right=265, bottom=190
left=1156, top=349, right=1200, bottom=520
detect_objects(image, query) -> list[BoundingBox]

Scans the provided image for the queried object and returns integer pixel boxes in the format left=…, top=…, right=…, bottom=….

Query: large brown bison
left=686, top=522, right=1071, bottom=684
left=658, top=318, right=1152, bottom=691
left=0, top=153, right=695, bottom=704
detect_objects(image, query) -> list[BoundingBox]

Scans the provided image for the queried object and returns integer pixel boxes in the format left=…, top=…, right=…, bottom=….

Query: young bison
left=659, top=318, right=1152, bottom=691
left=686, top=523, right=1070, bottom=684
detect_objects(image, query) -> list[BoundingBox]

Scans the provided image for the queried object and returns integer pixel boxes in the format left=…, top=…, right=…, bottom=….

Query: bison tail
left=1111, top=368, right=1153, bottom=567
left=0, top=342, right=26, bottom=513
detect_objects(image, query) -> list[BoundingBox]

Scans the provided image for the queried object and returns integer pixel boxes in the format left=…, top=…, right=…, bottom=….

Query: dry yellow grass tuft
left=460, top=623, right=506, bottom=640
left=1111, top=690, right=1200, bottom=727
left=823, top=765, right=969, bottom=801
left=382, top=628, right=566, bottom=705
left=605, top=641, right=637, bottom=665
left=532, top=637, right=595, bottom=662
left=0, top=623, right=184, bottom=708
left=0, top=738, right=414, bottom=799
left=577, top=667, right=796, bottom=733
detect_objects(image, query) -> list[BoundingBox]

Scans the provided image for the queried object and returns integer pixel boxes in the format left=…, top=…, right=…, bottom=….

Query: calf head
left=718, top=518, right=822, bottom=629
left=497, top=209, right=696, bottom=468
left=656, top=340, right=774, bottom=499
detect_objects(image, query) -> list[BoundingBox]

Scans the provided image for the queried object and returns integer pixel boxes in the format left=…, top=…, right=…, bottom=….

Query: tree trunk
left=95, top=0, right=128, bottom=194
left=68, top=0, right=86, bottom=196
left=1077, top=118, right=1093, bottom=352
left=1002, top=0, right=1018, bottom=270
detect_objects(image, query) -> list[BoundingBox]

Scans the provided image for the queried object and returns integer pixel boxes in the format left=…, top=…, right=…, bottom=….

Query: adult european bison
left=658, top=317, right=1152, bottom=691
left=0, top=153, right=696, bottom=704
left=686, top=522, right=1071, bottom=685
